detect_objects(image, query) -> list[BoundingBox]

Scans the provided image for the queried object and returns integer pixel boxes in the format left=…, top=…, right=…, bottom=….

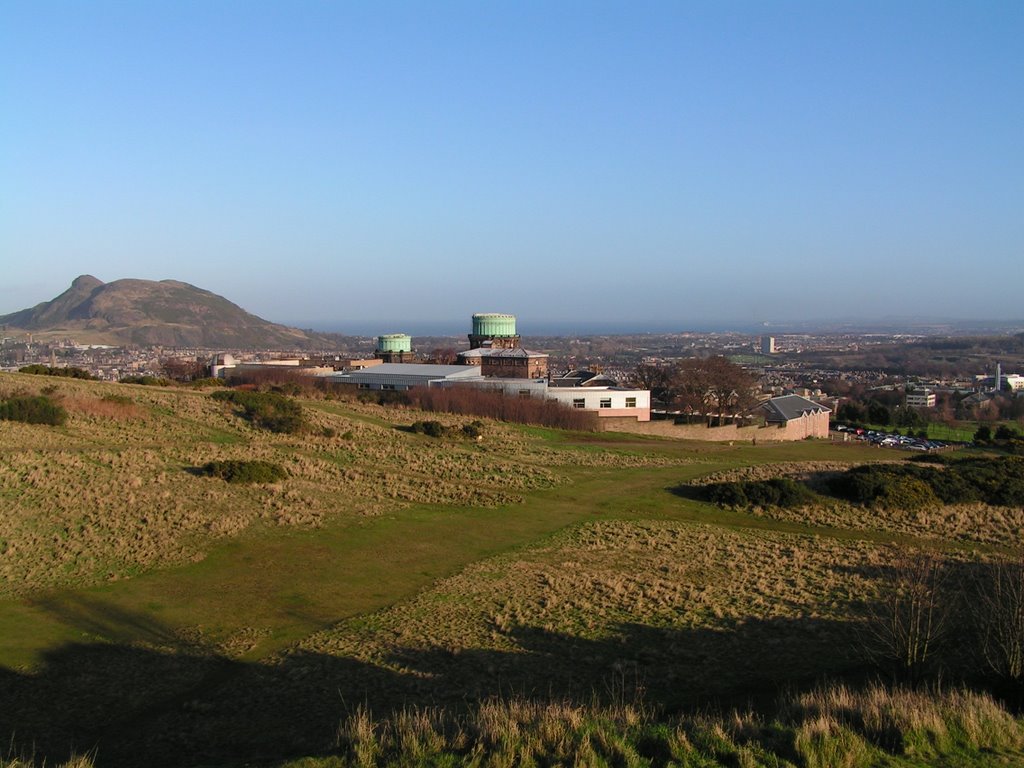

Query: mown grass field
left=1, top=371, right=1021, bottom=767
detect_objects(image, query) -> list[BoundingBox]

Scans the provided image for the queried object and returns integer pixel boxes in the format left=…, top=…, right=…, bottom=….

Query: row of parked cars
left=832, top=424, right=948, bottom=451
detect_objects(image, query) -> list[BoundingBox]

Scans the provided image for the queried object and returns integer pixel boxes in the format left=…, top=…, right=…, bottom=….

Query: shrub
left=211, top=389, right=307, bottom=434
left=827, top=465, right=939, bottom=510
left=18, top=364, right=95, bottom=379
left=187, top=377, right=225, bottom=388
left=121, top=375, right=173, bottom=386
left=197, top=459, right=288, bottom=484
left=828, top=458, right=1024, bottom=509
left=706, top=482, right=748, bottom=507
left=705, top=477, right=817, bottom=509
left=0, top=394, right=68, bottom=426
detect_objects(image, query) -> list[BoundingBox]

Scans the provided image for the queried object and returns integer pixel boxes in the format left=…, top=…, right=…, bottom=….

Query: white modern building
left=325, top=365, right=651, bottom=421
left=906, top=389, right=936, bottom=408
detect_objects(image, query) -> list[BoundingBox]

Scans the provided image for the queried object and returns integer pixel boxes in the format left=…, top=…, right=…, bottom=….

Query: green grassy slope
left=0, top=371, right=1019, bottom=767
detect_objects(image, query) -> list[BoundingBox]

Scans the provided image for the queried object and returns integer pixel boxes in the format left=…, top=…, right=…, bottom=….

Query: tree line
left=632, top=356, right=758, bottom=425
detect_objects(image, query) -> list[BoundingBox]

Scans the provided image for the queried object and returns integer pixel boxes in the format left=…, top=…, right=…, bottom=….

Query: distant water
left=287, top=317, right=1024, bottom=338
left=292, top=320, right=771, bottom=337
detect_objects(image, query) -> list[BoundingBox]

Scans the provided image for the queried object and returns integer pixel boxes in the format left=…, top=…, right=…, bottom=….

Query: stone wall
left=598, top=410, right=829, bottom=442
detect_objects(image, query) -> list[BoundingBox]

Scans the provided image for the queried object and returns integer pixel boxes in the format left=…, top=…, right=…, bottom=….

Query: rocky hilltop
left=0, top=275, right=332, bottom=348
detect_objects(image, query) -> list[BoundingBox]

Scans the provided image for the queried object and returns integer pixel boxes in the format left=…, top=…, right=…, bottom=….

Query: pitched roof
left=759, top=394, right=831, bottom=422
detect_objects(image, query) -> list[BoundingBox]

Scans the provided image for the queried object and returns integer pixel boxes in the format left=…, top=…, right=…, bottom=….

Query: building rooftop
left=327, top=363, right=483, bottom=387
left=458, top=347, right=548, bottom=359
left=759, top=394, right=831, bottom=422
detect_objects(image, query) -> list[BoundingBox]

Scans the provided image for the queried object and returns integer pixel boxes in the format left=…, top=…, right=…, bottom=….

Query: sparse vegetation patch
left=212, top=389, right=308, bottom=434
left=120, top=375, right=173, bottom=386
left=407, top=419, right=485, bottom=439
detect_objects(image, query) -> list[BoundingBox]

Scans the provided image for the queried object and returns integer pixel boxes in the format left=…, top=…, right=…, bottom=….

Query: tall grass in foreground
left=325, top=683, right=1024, bottom=767
left=0, top=756, right=93, bottom=768
left=6, top=684, right=1021, bottom=767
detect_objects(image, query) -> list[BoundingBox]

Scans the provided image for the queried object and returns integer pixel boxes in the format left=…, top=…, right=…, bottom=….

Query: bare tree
left=672, top=356, right=755, bottom=426
left=428, top=348, right=458, bottom=365
left=672, top=358, right=715, bottom=424
left=972, top=556, right=1024, bottom=681
left=159, top=356, right=209, bottom=381
left=862, top=549, right=952, bottom=679
left=630, top=363, right=673, bottom=402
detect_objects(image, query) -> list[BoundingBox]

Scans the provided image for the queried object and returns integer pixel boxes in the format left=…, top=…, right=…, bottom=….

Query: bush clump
left=19, top=364, right=95, bottom=379
left=408, top=419, right=485, bottom=439
left=706, top=477, right=817, bottom=508
left=828, top=457, right=1024, bottom=508
left=410, top=420, right=447, bottom=437
left=0, top=394, right=68, bottom=426
left=197, top=459, right=288, bottom=484
left=211, top=389, right=307, bottom=434
left=121, top=375, right=173, bottom=386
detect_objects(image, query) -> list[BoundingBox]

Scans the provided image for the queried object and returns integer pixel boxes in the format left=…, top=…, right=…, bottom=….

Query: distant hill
left=0, top=275, right=336, bottom=348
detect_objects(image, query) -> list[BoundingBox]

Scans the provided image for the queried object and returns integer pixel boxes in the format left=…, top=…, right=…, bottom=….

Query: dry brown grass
left=3, top=373, right=650, bottom=596
left=753, top=497, right=1024, bottom=548
left=58, top=394, right=144, bottom=422
left=685, top=460, right=894, bottom=487
left=684, top=458, right=1024, bottom=547
left=287, top=520, right=893, bottom=704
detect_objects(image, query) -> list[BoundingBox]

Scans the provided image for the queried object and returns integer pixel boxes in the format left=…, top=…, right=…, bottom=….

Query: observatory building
left=458, top=313, right=549, bottom=379
left=468, top=313, right=520, bottom=350
left=375, top=333, right=415, bottom=364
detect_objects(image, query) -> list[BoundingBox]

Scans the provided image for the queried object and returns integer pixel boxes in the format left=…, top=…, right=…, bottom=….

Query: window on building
left=572, top=398, right=585, bottom=409
left=600, top=398, right=612, bottom=409
left=626, top=397, right=637, bottom=408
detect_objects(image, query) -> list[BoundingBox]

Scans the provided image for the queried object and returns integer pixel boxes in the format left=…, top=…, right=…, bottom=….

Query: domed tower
left=468, top=313, right=520, bottom=350
left=375, top=333, right=415, bottom=363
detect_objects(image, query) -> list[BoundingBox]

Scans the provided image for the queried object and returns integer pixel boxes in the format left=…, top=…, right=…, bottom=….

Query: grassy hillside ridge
left=3, top=370, right=1018, bottom=766
left=3, top=371, right=638, bottom=596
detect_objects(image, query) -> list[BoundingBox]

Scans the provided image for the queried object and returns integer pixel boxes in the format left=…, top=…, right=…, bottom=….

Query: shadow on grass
left=0, top=595, right=881, bottom=767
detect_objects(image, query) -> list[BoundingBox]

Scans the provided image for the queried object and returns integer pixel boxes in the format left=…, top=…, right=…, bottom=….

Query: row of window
left=572, top=397, right=638, bottom=409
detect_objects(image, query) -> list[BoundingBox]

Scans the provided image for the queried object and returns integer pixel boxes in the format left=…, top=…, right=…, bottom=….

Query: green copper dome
left=472, top=313, right=517, bottom=337
left=376, top=334, right=412, bottom=353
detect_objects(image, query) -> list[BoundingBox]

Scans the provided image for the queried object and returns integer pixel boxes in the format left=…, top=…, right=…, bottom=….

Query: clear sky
left=2, top=1, right=1022, bottom=333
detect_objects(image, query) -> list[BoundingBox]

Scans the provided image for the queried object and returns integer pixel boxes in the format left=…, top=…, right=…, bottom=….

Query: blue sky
left=2, top=1, right=1021, bottom=333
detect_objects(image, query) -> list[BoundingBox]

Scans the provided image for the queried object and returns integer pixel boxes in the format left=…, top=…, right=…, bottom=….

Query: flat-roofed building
left=326, top=363, right=482, bottom=391
left=906, top=389, right=936, bottom=408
